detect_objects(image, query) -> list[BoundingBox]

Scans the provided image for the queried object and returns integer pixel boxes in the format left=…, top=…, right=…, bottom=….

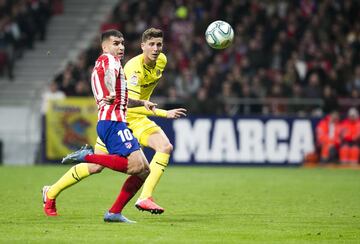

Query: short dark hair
left=141, top=28, right=163, bottom=42
left=101, top=29, right=123, bottom=42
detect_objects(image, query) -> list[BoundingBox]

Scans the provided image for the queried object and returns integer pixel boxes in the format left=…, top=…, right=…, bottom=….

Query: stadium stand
left=0, top=0, right=119, bottom=164
left=53, top=0, right=360, bottom=117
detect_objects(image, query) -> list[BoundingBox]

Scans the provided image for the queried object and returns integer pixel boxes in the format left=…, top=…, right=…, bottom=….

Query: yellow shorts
left=94, top=117, right=161, bottom=153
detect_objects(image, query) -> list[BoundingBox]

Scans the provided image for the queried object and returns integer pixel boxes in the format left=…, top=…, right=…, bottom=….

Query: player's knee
left=128, top=160, right=148, bottom=175
left=88, top=164, right=104, bottom=174
left=131, top=165, right=146, bottom=175
left=159, top=142, right=173, bottom=154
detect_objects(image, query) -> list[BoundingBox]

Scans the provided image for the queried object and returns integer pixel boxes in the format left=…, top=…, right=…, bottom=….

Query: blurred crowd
left=0, top=0, right=63, bottom=80
left=49, top=0, right=360, bottom=116
left=316, top=107, right=360, bottom=165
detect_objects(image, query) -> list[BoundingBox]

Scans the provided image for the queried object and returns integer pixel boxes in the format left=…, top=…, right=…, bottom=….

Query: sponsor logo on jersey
left=130, top=74, right=138, bottom=86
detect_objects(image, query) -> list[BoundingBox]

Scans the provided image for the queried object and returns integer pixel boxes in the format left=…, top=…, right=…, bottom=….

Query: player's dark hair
left=101, top=29, right=123, bottom=42
left=142, top=28, right=163, bottom=42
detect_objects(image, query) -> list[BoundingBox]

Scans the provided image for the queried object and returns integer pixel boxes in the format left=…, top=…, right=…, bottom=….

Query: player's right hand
left=167, top=108, right=187, bottom=119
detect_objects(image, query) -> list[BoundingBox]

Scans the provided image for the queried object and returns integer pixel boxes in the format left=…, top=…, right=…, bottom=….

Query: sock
left=109, top=175, right=144, bottom=213
left=84, top=154, right=128, bottom=173
left=139, top=152, right=170, bottom=199
left=47, top=163, right=90, bottom=199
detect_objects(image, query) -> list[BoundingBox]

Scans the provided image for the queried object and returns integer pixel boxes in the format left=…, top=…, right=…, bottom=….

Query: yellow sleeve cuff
left=155, top=109, right=167, bottom=118
left=127, top=107, right=167, bottom=117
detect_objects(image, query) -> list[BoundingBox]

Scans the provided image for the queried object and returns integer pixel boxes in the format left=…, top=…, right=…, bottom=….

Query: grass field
left=0, top=166, right=359, bottom=243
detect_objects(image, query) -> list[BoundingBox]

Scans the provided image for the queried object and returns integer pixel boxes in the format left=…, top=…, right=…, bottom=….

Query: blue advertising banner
left=144, top=116, right=319, bottom=165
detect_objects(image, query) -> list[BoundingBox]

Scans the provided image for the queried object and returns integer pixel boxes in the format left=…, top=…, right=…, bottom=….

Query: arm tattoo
left=104, top=68, right=116, bottom=94
left=128, top=98, right=144, bottom=108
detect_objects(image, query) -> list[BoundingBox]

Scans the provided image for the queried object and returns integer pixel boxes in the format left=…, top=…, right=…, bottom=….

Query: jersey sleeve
left=127, top=107, right=168, bottom=117
left=124, top=60, right=141, bottom=100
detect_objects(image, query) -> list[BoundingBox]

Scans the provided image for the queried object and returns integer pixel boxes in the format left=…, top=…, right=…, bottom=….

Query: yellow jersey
left=125, top=53, right=167, bottom=100
left=124, top=52, right=167, bottom=119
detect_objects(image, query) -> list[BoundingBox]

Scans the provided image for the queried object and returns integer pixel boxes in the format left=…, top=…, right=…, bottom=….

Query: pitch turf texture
left=0, top=166, right=359, bottom=243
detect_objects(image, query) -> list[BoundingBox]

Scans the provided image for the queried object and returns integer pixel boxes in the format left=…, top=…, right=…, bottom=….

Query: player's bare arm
left=104, top=68, right=116, bottom=94
left=128, top=98, right=157, bottom=113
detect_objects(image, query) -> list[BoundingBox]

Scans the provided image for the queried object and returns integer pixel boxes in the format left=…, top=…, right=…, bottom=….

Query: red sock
left=84, top=154, right=128, bottom=172
left=109, top=175, right=144, bottom=214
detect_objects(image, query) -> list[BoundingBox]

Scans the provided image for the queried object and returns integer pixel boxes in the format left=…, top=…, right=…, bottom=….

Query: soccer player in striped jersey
left=42, top=29, right=157, bottom=223
left=95, top=28, right=186, bottom=214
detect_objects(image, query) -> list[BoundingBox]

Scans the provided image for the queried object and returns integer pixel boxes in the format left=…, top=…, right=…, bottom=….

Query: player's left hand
left=167, top=108, right=187, bottom=119
left=144, top=100, right=157, bottom=114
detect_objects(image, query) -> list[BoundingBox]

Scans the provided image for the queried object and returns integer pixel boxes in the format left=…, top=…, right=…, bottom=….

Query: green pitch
left=0, top=166, right=359, bottom=243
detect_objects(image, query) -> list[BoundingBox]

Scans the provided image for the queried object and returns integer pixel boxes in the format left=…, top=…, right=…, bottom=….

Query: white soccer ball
left=205, top=20, right=234, bottom=49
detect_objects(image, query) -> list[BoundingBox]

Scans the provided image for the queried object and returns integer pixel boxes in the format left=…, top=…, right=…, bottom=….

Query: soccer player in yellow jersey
left=95, top=28, right=186, bottom=213
left=42, top=28, right=186, bottom=218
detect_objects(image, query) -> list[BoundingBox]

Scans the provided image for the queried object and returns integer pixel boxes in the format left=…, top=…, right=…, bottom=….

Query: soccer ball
left=205, top=20, right=234, bottom=49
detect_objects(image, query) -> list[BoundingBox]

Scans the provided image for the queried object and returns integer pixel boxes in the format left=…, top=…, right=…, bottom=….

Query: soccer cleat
left=103, top=211, right=136, bottom=223
left=42, top=186, right=58, bottom=216
left=135, top=197, right=164, bottom=214
left=61, top=144, right=94, bottom=164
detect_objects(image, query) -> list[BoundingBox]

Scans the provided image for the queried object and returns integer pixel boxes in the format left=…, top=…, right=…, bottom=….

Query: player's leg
left=42, top=161, right=104, bottom=216
left=43, top=139, right=106, bottom=217
left=135, top=127, right=172, bottom=214
left=61, top=122, right=130, bottom=173
left=104, top=149, right=150, bottom=223
left=101, top=122, right=150, bottom=223
left=62, top=145, right=129, bottom=172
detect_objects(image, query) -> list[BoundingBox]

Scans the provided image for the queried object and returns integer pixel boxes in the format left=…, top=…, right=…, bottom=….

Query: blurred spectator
left=316, top=110, right=342, bottom=163
left=347, top=64, right=360, bottom=93
left=174, top=68, right=200, bottom=99
left=289, top=83, right=306, bottom=116
left=238, top=82, right=261, bottom=115
left=187, top=87, right=219, bottom=115
left=0, top=0, right=57, bottom=80
left=322, top=85, right=339, bottom=114
left=74, top=79, right=91, bottom=96
left=339, top=107, right=360, bottom=165
left=51, top=0, right=64, bottom=15
left=41, top=81, right=65, bottom=113
left=55, top=66, right=76, bottom=96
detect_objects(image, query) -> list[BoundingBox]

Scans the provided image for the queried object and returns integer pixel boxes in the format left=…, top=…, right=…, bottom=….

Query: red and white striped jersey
left=91, top=53, right=128, bottom=122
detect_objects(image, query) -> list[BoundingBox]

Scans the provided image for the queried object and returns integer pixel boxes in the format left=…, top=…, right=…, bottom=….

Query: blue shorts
left=96, top=120, right=140, bottom=157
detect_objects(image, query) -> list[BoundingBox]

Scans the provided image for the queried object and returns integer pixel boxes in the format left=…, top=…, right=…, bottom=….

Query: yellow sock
left=47, top=163, right=90, bottom=199
left=139, top=152, right=170, bottom=199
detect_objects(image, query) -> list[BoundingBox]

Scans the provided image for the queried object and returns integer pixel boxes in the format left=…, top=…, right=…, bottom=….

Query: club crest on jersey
left=130, top=74, right=138, bottom=86
left=156, top=69, right=161, bottom=76
left=125, top=142, right=132, bottom=149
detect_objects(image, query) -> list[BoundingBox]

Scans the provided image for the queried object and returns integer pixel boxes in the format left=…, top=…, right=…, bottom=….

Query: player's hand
left=104, top=94, right=115, bottom=105
left=167, top=108, right=187, bottom=119
left=144, top=100, right=157, bottom=114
